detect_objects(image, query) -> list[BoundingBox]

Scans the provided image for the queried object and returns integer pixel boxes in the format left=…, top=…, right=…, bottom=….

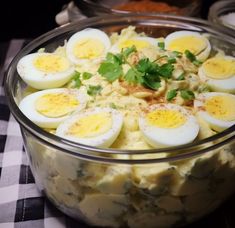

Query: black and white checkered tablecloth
left=1, top=39, right=235, bottom=228
left=0, top=40, right=90, bottom=228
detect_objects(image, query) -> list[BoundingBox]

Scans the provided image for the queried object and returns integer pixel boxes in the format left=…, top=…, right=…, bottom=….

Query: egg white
left=198, top=56, right=235, bottom=93
left=139, top=104, right=199, bottom=148
left=110, top=36, right=159, bottom=53
left=194, top=92, right=235, bottom=132
left=19, top=88, right=87, bottom=129
left=165, top=31, right=211, bottom=61
left=17, top=53, right=74, bottom=89
left=66, top=28, right=111, bottom=64
left=56, top=107, right=123, bottom=148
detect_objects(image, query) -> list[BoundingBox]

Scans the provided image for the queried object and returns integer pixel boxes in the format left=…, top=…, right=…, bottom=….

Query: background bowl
left=76, top=0, right=202, bottom=17
left=4, top=14, right=235, bottom=227
left=208, top=0, right=235, bottom=33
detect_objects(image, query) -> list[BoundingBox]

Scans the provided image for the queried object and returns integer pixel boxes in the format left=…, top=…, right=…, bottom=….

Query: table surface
left=0, top=39, right=235, bottom=228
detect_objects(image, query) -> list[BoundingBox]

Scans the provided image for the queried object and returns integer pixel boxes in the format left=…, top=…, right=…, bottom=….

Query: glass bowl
left=4, top=14, right=235, bottom=227
left=76, top=0, right=202, bottom=17
left=208, top=0, right=235, bottom=35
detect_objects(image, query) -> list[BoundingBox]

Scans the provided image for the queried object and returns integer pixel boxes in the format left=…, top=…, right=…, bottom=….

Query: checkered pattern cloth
left=0, top=40, right=88, bottom=228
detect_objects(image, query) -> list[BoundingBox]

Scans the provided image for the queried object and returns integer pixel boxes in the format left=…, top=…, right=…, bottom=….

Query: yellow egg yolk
left=205, top=95, right=235, bottom=121
left=168, top=36, right=207, bottom=55
left=146, top=109, right=186, bottom=128
left=35, top=93, right=79, bottom=118
left=67, top=112, right=112, bottom=138
left=34, top=54, right=70, bottom=73
left=203, top=57, right=235, bottom=79
left=119, top=39, right=150, bottom=50
left=73, top=38, right=105, bottom=59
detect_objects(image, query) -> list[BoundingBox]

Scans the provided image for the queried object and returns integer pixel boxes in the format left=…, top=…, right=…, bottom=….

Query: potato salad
left=16, top=26, right=235, bottom=227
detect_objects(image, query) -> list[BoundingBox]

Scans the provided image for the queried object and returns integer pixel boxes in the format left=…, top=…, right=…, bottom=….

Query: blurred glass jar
left=63, top=0, right=202, bottom=24
left=208, top=0, right=235, bottom=35
left=56, top=1, right=202, bottom=26
left=73, top=0, right=202, bottom=18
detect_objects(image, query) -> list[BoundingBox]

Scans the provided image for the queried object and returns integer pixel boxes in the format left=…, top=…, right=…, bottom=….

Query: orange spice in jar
left=114, top=0, right=182, bottom=15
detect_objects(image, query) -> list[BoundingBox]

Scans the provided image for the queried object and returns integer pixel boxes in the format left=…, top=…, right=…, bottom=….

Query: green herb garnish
left=185, top=50, right=196, bottom=62
left=106, top=52, right=123, bottom=65
left=193, top=59, right=203, bottom=66
left=158, top=63, right=174, bottom=78
left=168, top=57, right=177, bottom=64
left=109, top=103, right=117, bottom=109
left=122, top=45, right=137, bottom=59
left=184, top=50, right=202, bottom=66
left=87, top=85, right=102, bottom=96
left=99, top=46, right=175, bottom=91
left=72, top=71, right=81, bottom=88
left=98, top=61, right=123, bottom=82
left=136, top=58, right=157, bottom=74
left=98, top=47, right=138, bottom=82
left=198, top=84, right=211, bottom=93
left=135, top=58, right=162, bottom=90
left=166, top=89, right=177, bottom=101
left=142, top=75, right=161, bottom=90
left=180, top=89, right=195, bottom=100
left=82, top=72, right=93, bottom=80
left=124, top=68, right=143, bottom=84
left=158, top=42, right=165, bottom=50
left=176, top=73, right=185, bottom=80
left=172, top=51, right=182, bottom=58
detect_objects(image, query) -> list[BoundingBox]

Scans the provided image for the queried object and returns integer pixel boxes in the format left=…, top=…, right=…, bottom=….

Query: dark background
left=0, top=0, right=69, bottom=41
left=0, top=0, right=217, bottom=42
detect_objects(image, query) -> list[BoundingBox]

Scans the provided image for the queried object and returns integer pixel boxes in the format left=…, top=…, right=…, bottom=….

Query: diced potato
left=128, top=212, right=180, bottom=228
left=96, top=165, right=132, bottom=194
left=155, top=196, right=183, bottom=213
left=79, top=193, right=129, bottom=227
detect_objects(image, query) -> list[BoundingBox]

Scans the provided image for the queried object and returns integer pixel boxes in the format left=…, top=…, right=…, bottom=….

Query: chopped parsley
left=122, top=45, right=137, bottom=59
left=72, top=71, right=81, bottom=88
left=184, top=50, right=202, bottom=66
left=124, top=68, right=143, bottom=84
left=180, top=89, right=195, bottom=100
left=82, top=72, right=93, bottom=80
left=193, top=59, right=203, bottom=66
left=167, top=57, right=177, bottom=64
left=98, top=46, right=175, bottom=90
left=172, top=51, right=182, bottom=58
left=176, top=73, right=185, bottom=80
left=98, top=61, right=123, bottom=82
left=158, top=63, right=174, bottom=78
left=166, top=89, right=177, bottom=101
left=142, top=75, right=161, bottom=90
left=158, top=42, right=165, bottom=50
left=87, top=85, right=102, bottom=96
left=109, top=103, right=117, bottom=109
left=198, top=84, right=211, bottom=93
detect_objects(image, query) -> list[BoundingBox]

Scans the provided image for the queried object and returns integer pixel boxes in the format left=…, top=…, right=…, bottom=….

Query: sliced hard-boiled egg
left=165, top=31, right=211, bottom=61
left=194, top=92, right=235, bottom=132
left=110, top=36, right=159, bottom=53
left=56, top=107, right=123, bottom=148
left=139, top=104, right=199, bottom=148
left=198, top=56, right=235, bottom=93
left=19, top=88, right=87, bottom=128
left=66, top=28, right=111, bottom=64
left=17, top=53, right=74, bottom=89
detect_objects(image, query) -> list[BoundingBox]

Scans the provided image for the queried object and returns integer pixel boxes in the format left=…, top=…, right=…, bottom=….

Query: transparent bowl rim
left=4, top=13, right=235, bottom=164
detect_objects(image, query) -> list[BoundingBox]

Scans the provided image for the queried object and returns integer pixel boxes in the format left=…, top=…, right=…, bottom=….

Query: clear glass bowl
left=4, top=14, right=235, bottom=227
left=208, top=0, right=235, bottom=35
